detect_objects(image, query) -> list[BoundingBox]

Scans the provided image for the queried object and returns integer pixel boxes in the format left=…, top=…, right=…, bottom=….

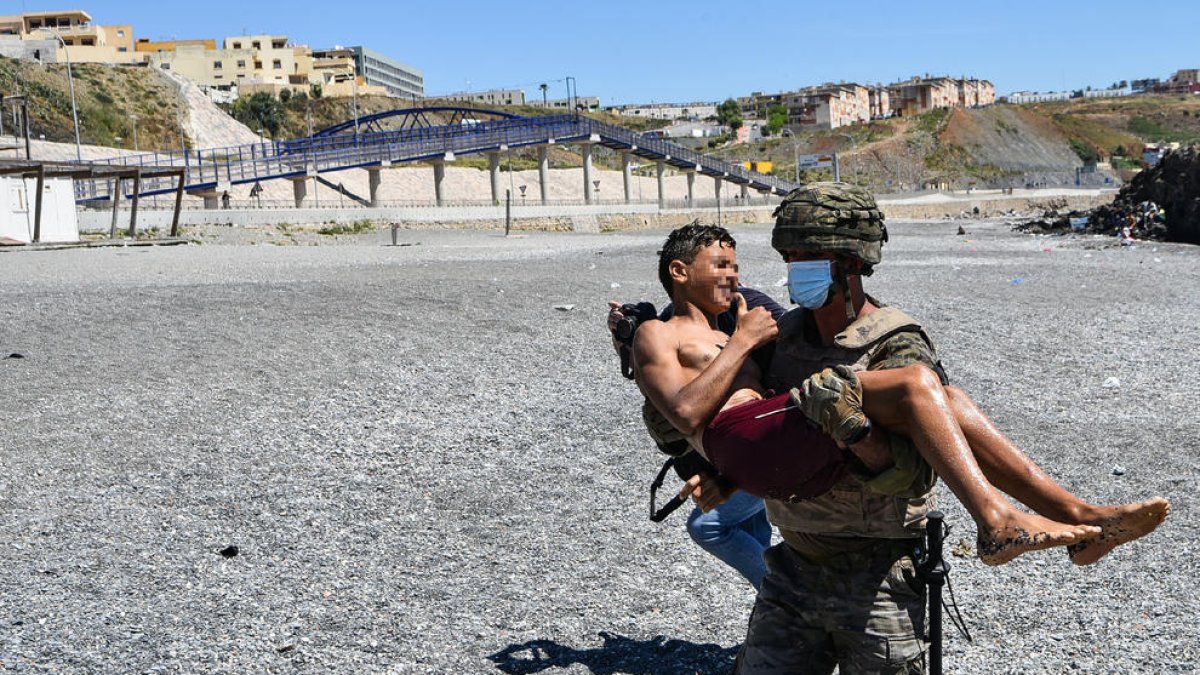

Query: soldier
left=734, top=183, right=1168, bottom=673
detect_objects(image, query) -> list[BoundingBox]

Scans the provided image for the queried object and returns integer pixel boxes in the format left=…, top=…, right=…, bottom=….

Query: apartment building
left=887, top=76, right=958, bottom=117
left=604, top=101, right=715, bottom=120
left=346, top=46, right=423, bottom=99
left=1005, top=91, right=1073, bottom=104
left=741, top=83, right=871, bottom=130
left=0, top=9, right=137, bottom=63
left=1162, top=69, right=1200, bottom=94
left=135, top=38, right=216, bottom=53
left=956, top=78, right=996, bottom=107
left=436, top=89, right=526, bottom=106
left=887, top=76, right=994, bottom=116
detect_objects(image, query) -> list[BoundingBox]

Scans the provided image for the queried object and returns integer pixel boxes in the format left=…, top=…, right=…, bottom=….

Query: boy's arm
left=633, top=295, right=777, bottom=436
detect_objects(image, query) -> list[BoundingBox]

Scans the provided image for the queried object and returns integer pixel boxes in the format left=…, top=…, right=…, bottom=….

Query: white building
left=0, top=176, right=78, bottom=243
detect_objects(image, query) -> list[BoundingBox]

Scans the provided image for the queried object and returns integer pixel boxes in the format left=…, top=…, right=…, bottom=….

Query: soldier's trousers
left=736, top=540, right=927, bottom=675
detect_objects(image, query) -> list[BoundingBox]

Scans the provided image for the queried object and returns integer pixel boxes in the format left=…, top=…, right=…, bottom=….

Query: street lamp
left=834, top=131, right=858, bottom=183
left=46, top=31, right=82, bottom=161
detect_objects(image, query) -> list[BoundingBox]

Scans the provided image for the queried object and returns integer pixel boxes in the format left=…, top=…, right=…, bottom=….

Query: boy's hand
left=731, top=293, right=778, bottom=350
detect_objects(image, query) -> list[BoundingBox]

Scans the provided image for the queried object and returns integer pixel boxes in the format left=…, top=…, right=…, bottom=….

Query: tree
left=716, top=98, right=743, bottom=133
left=230, top=92, right=286, bottom=138
left=766, top=104, right=789, bottom=136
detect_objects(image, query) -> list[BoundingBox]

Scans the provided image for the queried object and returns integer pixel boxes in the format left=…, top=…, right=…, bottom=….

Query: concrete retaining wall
left=78, top=203, right=777, bottom=233
left=77, top=190, right=1118, bottom=234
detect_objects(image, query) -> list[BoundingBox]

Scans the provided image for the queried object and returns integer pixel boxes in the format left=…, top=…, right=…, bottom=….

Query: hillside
left=4, top=58, right=1198, bottom=191
left=0, top=56, right=191, bottom=151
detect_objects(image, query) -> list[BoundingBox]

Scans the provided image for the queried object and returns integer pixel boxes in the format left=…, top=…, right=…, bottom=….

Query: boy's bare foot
left=1067, top=497, right=1170, bottom=566
left=977, top=512, right=1101, bottom=566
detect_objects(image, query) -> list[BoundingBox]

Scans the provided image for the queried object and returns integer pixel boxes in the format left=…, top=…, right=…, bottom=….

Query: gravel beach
left=1, top=219, right=1197, bottom=673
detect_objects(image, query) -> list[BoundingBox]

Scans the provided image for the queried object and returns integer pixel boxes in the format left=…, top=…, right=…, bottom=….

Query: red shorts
left=702, top=392, right=847, bottom=501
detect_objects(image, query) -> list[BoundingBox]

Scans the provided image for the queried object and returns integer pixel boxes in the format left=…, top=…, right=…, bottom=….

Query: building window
left=213, top=61, right=222, bottom=69
left=272, top=59, right=281, bottom=69
left=118, top=47, right=126, bottom=52
left=232, top=41, right=241, bottom=49
left=160, top=63, right=170, bottom=70
left=252, top=41, right=261, bottom=49
left=236, top=60, right=246, bottom=68
left=254, top=61, right=262, bottom=70
left=117, top=30, right=125, bottom=37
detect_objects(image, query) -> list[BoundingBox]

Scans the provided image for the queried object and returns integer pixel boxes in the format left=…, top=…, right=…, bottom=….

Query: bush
left=1069, top=139, right=1100, bottom=163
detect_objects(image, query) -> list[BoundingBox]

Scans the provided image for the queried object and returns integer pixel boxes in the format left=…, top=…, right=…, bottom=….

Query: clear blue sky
left=19, top=0, right=1198, bottom=103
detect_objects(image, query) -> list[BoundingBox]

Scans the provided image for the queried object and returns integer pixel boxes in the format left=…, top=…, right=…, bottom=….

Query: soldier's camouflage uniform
left=736, top=303, right=947, bottom=675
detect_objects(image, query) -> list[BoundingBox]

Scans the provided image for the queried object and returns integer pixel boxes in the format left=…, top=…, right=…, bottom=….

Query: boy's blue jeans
left=686, top=491, right=772, bottom=589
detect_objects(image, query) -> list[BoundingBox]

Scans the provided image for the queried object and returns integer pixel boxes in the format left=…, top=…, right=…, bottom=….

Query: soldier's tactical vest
left=765, top=305, right=938, bottom=540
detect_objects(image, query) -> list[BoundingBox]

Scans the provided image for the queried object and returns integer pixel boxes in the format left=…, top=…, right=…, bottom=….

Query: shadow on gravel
left=487, top=631, right=738, bottom=674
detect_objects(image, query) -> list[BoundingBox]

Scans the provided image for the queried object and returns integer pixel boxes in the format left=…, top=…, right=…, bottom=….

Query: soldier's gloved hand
left=791, top=365, right=872, bottom=447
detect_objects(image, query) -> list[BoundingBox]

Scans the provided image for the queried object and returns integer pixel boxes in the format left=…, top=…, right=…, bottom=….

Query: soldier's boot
left=791, top=365, right=872, bottom=446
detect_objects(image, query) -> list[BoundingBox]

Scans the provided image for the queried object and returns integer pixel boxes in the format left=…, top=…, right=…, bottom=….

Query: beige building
left=887, top=76, right=994, bottom=116
left=436, top=89, right=526, bottom=106
left=0, top=9, right=138, bottom=63
left=604, top=101, right=715, bottom=120
left=145, top=34, right=340, bottom=97
left=135, top=38, right=216, bottom=53
left=741, top=83, right=872, bottom=130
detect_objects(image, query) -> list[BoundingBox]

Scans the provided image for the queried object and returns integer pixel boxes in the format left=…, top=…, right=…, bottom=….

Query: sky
left=16, top=0, right=1199, bottom=104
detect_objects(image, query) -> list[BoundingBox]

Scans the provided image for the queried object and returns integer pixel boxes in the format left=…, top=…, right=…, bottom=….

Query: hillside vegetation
left=0, top=56, right=190, bottom=151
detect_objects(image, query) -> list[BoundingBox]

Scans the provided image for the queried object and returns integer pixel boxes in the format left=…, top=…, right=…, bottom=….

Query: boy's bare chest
left=675, top=327, right=730, bottom=373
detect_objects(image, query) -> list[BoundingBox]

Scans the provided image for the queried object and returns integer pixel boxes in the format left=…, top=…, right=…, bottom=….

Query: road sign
left=797, top=153, right=835, bottom=170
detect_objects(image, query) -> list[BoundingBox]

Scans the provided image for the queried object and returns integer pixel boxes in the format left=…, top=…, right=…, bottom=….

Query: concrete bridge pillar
left=290, top=178, right=307, bottom=208
left=714, top=176, right=723, bottom=205
left=740, top=183, right=749, bottom=200
left=656, top=160, right=666, bottom=209
left=686, top=171, right=695, bottom=204
left=488, top=151, right=501, bottom=205
left=581, top=142, right=594, bottom=204
left=620, top=151, right=633, bottom=204
left=537, top=145, right=550, bottom=205
left=433, top=158, right=447, bottom=207
left=188, top=189, right=221, bottom=209
left=367, top=167, right=382, bottom=207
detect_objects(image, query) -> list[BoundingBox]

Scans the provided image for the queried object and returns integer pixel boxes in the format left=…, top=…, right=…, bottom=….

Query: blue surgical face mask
left=787, top=260, right=834, bottom=309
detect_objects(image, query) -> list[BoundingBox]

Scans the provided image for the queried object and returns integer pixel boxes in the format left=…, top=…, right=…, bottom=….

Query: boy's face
left=683, top=242, right=739, bottom=311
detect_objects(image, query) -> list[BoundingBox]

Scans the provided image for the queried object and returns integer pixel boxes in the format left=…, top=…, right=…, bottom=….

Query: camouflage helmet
left=771, top=182, right=888, bottom=274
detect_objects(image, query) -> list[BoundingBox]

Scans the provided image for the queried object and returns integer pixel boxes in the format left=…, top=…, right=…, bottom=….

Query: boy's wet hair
left=658, top=221, right=736, bottom=296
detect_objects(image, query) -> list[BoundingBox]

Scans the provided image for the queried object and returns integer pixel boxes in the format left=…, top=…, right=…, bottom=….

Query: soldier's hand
left=680, top=473, right=734, bottom=512
left=731, top=293, right=778, bottom=350
left=606, top=301, right=624, bottom=353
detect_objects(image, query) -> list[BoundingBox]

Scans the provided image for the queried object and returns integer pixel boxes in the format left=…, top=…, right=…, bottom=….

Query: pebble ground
left=1, top=220, right=1196, bottom=673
